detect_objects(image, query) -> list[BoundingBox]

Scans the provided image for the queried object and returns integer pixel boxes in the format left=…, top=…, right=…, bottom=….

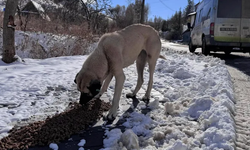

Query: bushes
left=164, top=31, right=182, bottom=41
left=3, top=12, right=100, bottom=59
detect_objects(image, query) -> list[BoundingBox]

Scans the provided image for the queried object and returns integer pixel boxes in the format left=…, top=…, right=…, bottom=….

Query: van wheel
left=189, top=40, right=196, bottom=53
left=202, top=37, right=210, bottom=56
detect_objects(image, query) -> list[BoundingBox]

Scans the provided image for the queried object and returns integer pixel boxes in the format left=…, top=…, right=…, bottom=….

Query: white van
left=188, top=0, right=250, bottom=55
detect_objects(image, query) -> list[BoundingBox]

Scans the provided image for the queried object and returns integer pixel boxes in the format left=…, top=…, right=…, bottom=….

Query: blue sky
left=110, top=0, right=200, bottom=20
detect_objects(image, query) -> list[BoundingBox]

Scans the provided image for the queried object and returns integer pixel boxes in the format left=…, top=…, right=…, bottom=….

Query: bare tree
left=2, top=0, right=19, bottom=63
left=79, top=0, right=111, bottom=31
left=125, top=4, right=135, bottom=26
left=109, top=5, right=127, bottom=28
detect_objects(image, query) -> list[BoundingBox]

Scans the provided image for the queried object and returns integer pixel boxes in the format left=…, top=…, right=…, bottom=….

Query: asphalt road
left=164, top=41, right=250, bottom=76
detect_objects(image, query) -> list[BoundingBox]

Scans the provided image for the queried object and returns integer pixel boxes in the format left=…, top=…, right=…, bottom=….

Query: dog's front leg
left=107, top=72, right=125, bottom=120
left=94, top=73, right=113, bottom=99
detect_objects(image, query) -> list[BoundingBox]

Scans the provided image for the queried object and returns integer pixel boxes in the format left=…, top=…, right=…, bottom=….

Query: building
left=21, top=0, right=51, bottom=21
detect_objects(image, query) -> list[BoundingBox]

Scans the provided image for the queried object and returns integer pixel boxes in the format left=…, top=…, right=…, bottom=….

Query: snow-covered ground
left=0, top=39, right=236, bottom=149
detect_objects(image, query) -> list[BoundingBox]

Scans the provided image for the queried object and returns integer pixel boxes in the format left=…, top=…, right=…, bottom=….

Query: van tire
left=189, top=40, right=196, bottom=53
left=224, top=51, right=231, bottom=55
left=202, top=37, right=210, bottom=55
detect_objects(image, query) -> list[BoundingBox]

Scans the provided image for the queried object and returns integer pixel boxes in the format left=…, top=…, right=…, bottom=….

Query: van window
left=242, top=0, right=250, bottom=18
left=217, top=0, right=241, bottom=18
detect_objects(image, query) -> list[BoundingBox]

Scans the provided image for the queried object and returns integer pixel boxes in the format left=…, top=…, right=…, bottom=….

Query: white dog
left=74, top=24, right=164, bottom=120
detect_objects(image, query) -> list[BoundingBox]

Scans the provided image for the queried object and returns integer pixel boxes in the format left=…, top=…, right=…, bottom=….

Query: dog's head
left=74, top=72, right=101, bottom=105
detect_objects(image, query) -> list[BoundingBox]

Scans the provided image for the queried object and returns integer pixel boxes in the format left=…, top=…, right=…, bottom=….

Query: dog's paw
left=142, top=96, right=150, bottom=104
left=103, top=113, right=116, bottom=121
left=126, top=93, right=136, bottom=99
left=104, top=108, right=117, bottom=121
left=103, top=114, right=116, bottom=122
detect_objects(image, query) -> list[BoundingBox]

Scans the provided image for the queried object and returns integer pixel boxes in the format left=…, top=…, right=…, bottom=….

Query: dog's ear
left=88, top=79, right=101, bottom=96
left=74, top=73, right=79, bottom=84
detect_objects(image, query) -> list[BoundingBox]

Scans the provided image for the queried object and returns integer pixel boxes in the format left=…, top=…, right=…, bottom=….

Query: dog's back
left=97, top=24, right=161, bottom=67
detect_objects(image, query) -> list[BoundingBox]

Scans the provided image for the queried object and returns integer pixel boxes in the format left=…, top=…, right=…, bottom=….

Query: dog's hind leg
left=94, top=73, right=113, bottom=99
left=126, top=50, right=147, bottom=99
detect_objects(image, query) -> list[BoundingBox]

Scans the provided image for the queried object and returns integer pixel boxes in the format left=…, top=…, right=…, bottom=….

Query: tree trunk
left=140, top=0, right=145, bottom=24
left=2, top=0, right=19, bottom=63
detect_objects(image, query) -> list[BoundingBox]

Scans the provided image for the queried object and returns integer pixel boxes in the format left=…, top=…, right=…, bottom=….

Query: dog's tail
left=159, top=55, right=166, bottom=60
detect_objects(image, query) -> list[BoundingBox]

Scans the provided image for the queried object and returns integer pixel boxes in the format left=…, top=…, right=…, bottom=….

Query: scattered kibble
left=0, top=99, right=110, bottom=150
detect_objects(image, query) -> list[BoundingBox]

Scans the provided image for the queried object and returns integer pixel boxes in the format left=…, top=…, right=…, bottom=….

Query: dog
left=74, top=24, right=165, bottom=120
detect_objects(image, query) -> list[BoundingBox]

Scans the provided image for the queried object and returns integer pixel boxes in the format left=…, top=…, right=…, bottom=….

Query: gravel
left=0, top=99, right=110, bottom=150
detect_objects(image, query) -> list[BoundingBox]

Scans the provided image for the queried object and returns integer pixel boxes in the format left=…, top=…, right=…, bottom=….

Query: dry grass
left=1, top=11, right=120, bottom=59
left=13, top=14, right=99, bottom=59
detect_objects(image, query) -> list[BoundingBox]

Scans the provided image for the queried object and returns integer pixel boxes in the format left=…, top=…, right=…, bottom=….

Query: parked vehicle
left=188, top=0, right=250, bottom=55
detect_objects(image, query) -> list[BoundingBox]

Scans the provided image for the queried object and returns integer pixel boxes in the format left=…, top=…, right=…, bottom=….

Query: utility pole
left=140, top=0, right=145, bottom=24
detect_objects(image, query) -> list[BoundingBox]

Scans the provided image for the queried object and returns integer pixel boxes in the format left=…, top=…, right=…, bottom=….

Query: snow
left=31, top=0, right=46, bottom=13
left=49, top=143, right=58, bottom=150
left=120, top=129, right=140, bottom=149
left=103, top=128, right=123, bottom=148
left=78, top=139, right=86, bottom=147
left=0, top=31, right=236, bottom=150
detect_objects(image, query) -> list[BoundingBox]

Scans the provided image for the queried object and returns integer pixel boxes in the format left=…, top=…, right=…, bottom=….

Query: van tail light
left=210, top=23, right=214, bottom=36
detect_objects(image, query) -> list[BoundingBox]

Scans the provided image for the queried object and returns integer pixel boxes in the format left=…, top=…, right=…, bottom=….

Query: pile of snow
left=0, top=38, right=236, bottom=149
left=101, top=50, right=236, bottom=150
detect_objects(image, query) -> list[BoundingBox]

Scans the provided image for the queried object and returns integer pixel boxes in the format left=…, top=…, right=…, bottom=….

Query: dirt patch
left=0, top=99, right=110, bottom=150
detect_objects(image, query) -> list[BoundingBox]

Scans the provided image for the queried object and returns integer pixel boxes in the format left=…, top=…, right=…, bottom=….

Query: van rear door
left=241, top=0, right=250, bottom=46
left=214, top=0, right=241, bottom=44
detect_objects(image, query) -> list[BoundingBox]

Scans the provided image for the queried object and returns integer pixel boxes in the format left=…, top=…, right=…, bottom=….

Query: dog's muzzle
left=80, top=92, right=94, bottom=105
